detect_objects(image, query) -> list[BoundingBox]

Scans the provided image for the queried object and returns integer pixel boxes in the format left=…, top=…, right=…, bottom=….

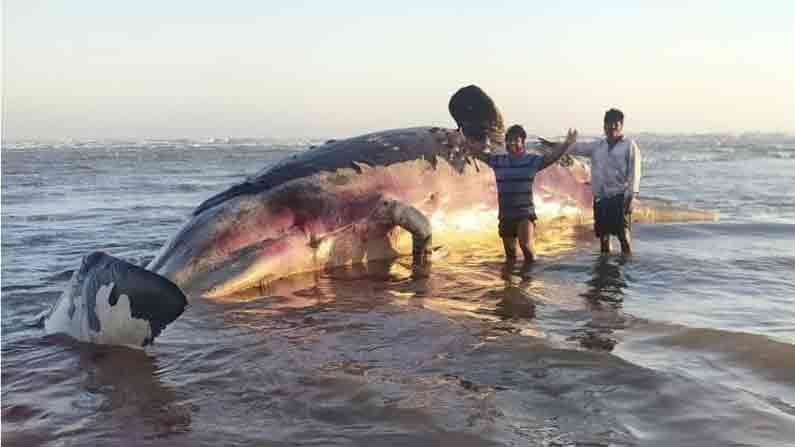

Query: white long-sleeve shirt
left=571, top=137, right=641, bottom=200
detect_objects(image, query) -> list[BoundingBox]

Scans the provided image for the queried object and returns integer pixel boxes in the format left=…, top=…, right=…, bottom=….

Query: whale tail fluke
left=44, top=252, right=188, bottom=348
left=449, top=84, right=505, bottom=147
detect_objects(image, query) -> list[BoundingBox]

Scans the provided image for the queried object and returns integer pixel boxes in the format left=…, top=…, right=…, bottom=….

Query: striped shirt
left=481, top=152, right=545, bottom=219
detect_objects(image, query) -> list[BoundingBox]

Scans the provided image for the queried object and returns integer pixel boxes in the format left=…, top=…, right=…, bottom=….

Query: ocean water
left=2, top=134, right=794, bottom=446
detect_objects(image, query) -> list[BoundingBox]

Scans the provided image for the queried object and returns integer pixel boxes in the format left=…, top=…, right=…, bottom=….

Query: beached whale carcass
left=145, top=86, right=715, bottom=298
left=44, top=85, right=717, bottom=346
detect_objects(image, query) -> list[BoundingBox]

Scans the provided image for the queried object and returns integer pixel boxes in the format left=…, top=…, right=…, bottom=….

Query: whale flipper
left=379, top=199, right=433, bottom=266
left=44, top=252, right=187, bottom=348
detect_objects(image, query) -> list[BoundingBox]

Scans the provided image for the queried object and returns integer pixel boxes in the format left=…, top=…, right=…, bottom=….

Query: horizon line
left=4, top=130, right=795, bottom=146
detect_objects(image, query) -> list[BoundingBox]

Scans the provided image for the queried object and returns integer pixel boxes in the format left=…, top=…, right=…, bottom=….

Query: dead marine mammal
left=145, top=86, right=715, bottom=298
left=45, top=85, right=716, bottom=347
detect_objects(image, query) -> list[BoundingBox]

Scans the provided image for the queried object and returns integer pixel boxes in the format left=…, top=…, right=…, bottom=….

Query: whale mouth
left=178, top=236, right=296, bottom=299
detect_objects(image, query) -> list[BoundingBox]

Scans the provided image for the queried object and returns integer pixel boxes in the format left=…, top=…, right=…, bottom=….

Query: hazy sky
left=4, top=1, right=794, bottom=140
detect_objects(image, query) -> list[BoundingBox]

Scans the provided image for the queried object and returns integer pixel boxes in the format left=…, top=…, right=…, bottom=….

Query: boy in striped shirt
left=447, top=84, right=576, bottom=263
left=478, top=125, right=577, bottom=263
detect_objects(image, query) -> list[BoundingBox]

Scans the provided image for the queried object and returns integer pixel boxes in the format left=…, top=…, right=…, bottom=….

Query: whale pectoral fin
left=383, top=200, right=432, bottom=266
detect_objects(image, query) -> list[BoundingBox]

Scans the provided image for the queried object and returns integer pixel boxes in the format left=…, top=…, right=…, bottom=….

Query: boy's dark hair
left=505, top=124, right=527, bottom=141
left=604, top=108, right=624, bottom=123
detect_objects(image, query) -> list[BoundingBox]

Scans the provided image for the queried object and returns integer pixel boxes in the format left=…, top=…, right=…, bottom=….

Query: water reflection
left=581, top=255, right=628, bottom=306
left=74, top=343, right=190, bottom=437
left=494, top=286, right=536, bottom=320
left=220, top=257, right=434, bottom=319
left=494, top=261, right=537, bottom=320
left=1, top=336, right=190, bottom=444
left=571, top=255, right=630, bottom=351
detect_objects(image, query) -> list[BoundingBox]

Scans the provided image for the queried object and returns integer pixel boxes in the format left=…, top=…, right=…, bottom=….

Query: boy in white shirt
left=559, top=108, right=641, bottom=255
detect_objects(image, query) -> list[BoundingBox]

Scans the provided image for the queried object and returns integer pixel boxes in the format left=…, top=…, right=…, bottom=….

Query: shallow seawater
left=2, top=135, right=795, bottom=446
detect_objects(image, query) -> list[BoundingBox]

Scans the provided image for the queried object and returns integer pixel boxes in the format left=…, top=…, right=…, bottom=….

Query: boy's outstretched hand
left=538, top=129, right=579, bottom=169
left=565, top=128, right=578, bottom=146
left=537, top=129, right=577, bottom=147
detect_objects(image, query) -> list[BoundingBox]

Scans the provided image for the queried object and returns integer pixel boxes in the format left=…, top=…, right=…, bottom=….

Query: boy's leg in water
left=600, top=236, right=611, bottom=254
left=619, top=227, right=632, bottom=255
left=517, top=219, right=535, bottom=263
left=619, top=202, right=633, bottom=255
left=594, top=199, right=611, bottom=254
left=502, top=237, right=517, bottom=261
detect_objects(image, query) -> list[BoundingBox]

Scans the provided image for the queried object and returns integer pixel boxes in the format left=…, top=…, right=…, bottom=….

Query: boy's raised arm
left=552, top=137, right=597, bottom=158
left=539, top=129, right=578, bottom=169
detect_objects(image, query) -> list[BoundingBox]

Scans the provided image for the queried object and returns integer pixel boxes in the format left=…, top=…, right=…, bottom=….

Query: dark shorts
left=498, top=212, right=537, bottom=239
left=593, top=195, right=631, bottom=238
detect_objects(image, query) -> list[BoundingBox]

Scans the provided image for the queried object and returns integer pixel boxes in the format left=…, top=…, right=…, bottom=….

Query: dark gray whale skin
left=192, top=126, right=463, bottom=216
